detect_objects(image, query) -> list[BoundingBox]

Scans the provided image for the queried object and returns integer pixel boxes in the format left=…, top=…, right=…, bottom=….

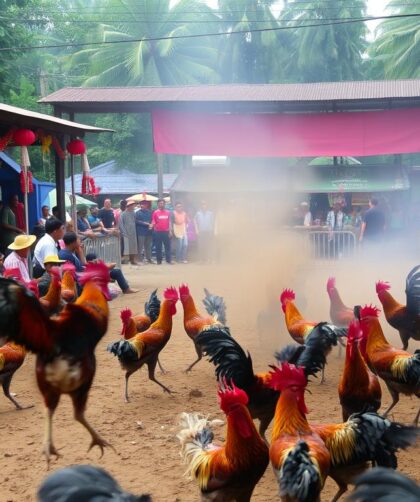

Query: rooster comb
left=164, top=286, right=179, bottom=302
left=280, top=288, right=295, bottom=305
left=3, top=268, right=23, bottom=282
left=268, top=363, right=307, bottom=391
left=359, top=305, right=381, bottom=318
left=120, top=307, right=133, bottom=325
left=327, top=277, right=336, bottom=291
left=217, top=378, right=248, bottom=412
left=178, top=284, right=190, bottom=299
left=376, top=281, right=390, bottom=293
left=62, top=261, right=76, bottom=277
left=78, top=261, right=110, bottom=286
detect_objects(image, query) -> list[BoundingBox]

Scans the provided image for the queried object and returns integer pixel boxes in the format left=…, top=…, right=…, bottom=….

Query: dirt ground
left=1, top=246, right=420, bottom=501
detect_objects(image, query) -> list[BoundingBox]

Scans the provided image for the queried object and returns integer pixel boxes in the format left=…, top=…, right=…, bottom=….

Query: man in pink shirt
left=151, top=198, right=173, bottom=264
left=4, top=234, right=36, bottom=282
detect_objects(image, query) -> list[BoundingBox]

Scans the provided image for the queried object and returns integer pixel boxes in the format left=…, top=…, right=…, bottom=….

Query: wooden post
left=53, top=107, right=66, bottom=222
left=157, top=154, right=164, bottom=198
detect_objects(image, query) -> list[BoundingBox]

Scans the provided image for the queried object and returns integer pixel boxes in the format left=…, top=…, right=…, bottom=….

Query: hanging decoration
left=0, top=127, right=16, bottom=151
left=67, top=138, right=100, bottom=196
left=13, top=128, right=36, bottom=194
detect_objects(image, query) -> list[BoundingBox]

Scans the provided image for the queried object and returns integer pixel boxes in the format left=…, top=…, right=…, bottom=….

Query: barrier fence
left=290, top=229, right=358, bottom=260
left=82, top=235, right=121, bottom=267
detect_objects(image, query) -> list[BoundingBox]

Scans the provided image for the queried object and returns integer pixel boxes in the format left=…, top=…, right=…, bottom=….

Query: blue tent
left=0, top=152, right=55, bottom=231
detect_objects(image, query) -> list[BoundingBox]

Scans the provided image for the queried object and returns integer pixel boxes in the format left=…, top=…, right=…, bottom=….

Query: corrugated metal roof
left=0, top=102, right=113, bottom=134
left=65, top=160, right=177, bottom=195
left=40, top=80, right=420, bottom=105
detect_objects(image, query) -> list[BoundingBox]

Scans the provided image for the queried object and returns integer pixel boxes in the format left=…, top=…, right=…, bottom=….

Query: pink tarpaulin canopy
left=152, top=108, right=420, bottom=157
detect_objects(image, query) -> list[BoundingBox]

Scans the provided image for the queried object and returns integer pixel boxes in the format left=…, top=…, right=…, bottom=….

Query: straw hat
left=43, top=255, right=66, bottom=265
left=126, top=199, right=137, bottom=207
left=8, top=234, right=36, bottom=250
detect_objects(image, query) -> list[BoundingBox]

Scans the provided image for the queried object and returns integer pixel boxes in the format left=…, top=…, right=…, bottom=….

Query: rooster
left=327, top=277, right=354, bottom=328
left=348, top=467, right=420, bottom=502
left=119, top=289, right=161, bottom=337
left=37, top=464, right=152, bottom=501
left=338, top=319, right=381, bottom=421
left=108, top=287, right=178, bottom=401
left=119, top=289, right=165, bottom=373
left=178, top=382, right=269, bottom=501
left=60, top=262, right=77, bottom=303
left=179, top=284, right=226, bottom=372
left=196, top=323, right=334, bottom=438
left=39, top=266, right=62, bottom=314
left=359, top=304, right=420, bottom=425
left=0, top=341, right=32, bottom=410
left=268, top=364, right=330, bottom=502
left=0, top=262, right=113, bottom=466
left=376, top=265, right=420, bottom=349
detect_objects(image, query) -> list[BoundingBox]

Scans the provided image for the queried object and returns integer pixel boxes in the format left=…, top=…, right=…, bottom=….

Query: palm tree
left=67, top=0, right=220, bottom=86
left=279, top=0, right=368, bottom=82
left=216, top=0, right=283, bottom=83
left=369, top=0, right=420, bottom=78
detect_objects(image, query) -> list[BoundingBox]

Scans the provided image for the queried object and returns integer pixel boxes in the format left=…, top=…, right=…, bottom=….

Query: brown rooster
left=338, top=319, right=381, bottom=421
left=0, top=341, right=32, bottom=410
left=0, top=262, right=113, bottom=466
left=179, top=284, right=226, bottom=373
left=178, top=382, right=269, bottom=502
left=376, top=265, right=420, bottom=349
left=108, top=287, right=178, bottom=402
left=268, top=364, right=330, bottom=502
left=359, top=304, right=420, bottom=425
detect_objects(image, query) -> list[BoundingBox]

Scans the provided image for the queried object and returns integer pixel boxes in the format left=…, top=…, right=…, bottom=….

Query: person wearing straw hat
left=4, top=234, right=36, bottom=283
left=38, top=255, right=66, bottom=297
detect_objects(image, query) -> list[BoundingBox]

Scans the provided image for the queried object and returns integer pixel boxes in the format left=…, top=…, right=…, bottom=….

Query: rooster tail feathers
left=195, top=326, right=256, bottom=392
left=274, top=344, right=305, bottom=365
left=202, top=288, right=227, bottom=325
left=144, top=289, right=160, bottom=323
left=177, top=412, right=223, bottom=489
left=406, top=265, right=420, bottom=316
left=279, top=441, right=321, bottom=502
left=379, top=422, right=419, bottom=466
left=107, top=338, right=142, bottom=362
left=348, top=467, right=420, bottom=502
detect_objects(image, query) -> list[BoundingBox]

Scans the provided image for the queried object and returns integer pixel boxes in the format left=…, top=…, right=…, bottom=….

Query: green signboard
left=293, top=164, right=409, bottom=193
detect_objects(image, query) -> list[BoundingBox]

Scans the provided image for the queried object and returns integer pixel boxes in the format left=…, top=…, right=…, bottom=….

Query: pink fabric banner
left=152, top=108, right=420, bottom=157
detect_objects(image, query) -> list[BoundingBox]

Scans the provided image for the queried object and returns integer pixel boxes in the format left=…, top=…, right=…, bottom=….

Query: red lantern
left=67, top=139, right=86, bottom=155
left=13, top=128, right=36, bottom=147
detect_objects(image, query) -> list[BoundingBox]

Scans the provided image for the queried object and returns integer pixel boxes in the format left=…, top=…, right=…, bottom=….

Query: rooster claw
left=17, top=404, right=34, bottom=410
left=87, top=437, right=114, bottom=457
left=42, top=444, right=62, bottom=469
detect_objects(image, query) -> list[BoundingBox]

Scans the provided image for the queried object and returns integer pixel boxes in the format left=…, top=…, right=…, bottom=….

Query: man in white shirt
left=33, top=218, right=65, bottom=278
left=4, top=234, right=36, bottom=283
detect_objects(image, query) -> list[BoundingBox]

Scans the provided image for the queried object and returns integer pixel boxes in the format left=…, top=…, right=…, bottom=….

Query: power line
left=1, top=13, right=419, bottom=53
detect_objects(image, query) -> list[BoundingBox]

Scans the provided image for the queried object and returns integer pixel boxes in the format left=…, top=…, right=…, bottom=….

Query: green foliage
left=369, top=0, right=420, bottom=78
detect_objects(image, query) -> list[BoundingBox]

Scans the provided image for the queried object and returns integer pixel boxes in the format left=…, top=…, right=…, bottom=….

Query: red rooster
left=375, top=265, right=420, bottom=349
left=327, top=277, right=354, bottom=328
left=0, top=262, right=112, bottom=466
left=196, top=323, right=336, bottom=438
left=178, top=382, right=269, bottom=501
left=359, top=304, right=420, bottom=425
left=280, top=289, right=317, bottom=344
left=179, top=284, right=226, bottom=373
left=268, top=364, right=330, bottom=502
left=60, top=262, right=77, bottom=303
left=338, top=319, right=381, bottom=421
left=108, top=287, right=178, bottom=401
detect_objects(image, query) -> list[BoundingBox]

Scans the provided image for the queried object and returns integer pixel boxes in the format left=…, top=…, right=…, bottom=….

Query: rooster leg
left=413, top=399, right=420, bottom=426
left=399, top=330, right=410, bottom=350
left=157, top=358, right=167, bottom=374
left=330, top=483, right=348, bottom=502
left=147, top=357, right=174, bottom=394
left=124, top=370, right=135, bottom=403
left=42, top=394, right=61, bottom=468
left=320, top=368, right=326, bottom=384
left=382, top=385, right=399, bottom=418
left=71, top=388, right=113, bottom=456
left=185, top=344, right=202, bottom=373
left=2, top=374, right=33, bottom=410
left=258, top=415, right=272, bottom=442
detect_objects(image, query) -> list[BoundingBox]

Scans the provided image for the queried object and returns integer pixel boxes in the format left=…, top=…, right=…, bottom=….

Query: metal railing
left=288, top=228, right=358, bottom=260
left=82, top=235, right=121, bottom=267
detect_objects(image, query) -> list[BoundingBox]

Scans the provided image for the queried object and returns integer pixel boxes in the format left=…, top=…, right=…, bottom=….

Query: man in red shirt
left=151, top=198, right=173, bottom=264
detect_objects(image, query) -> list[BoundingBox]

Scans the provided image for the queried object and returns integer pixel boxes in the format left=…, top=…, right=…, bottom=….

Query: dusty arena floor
left=2, top=244, right=420, bottom=501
